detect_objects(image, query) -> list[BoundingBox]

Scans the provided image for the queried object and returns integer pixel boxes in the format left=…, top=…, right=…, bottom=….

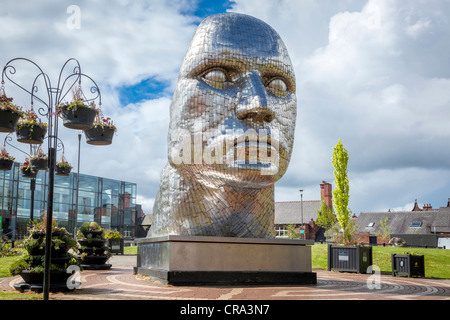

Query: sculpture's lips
left=233, top=136, right=278, bottom=160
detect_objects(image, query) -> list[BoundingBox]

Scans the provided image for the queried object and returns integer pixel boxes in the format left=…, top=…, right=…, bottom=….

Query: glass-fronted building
left=0, top=162, right=138, bottom=239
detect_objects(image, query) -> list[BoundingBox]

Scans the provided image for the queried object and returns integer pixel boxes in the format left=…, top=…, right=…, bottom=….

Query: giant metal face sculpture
left=148, top=13, right=297, bottom=238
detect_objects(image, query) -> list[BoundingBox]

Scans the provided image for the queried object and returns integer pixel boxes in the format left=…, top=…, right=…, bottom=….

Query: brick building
left=274, top=181, right=332, bottom=241
left=353, top=198, right=450, bottom=247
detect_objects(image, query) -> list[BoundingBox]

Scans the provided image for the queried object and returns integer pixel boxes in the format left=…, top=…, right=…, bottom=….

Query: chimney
left=412, top=199, right=422, bottom=212
left=423, top=204, right=432, bottom=211
left=320, top=181, right=333, bottom=211
left=447, top=198, right=450, bottom=208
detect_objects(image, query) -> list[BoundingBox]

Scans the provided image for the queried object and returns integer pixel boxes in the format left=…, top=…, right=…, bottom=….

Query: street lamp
left=1, top=57, right=103, bottom=300
left=75, top=132, right=81, bottom=235
left=2, top=136, right=37, bottom=221
left=299, top=189, right=303, bottom=239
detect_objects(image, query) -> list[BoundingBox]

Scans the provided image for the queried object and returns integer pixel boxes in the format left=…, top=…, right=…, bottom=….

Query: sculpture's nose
left=236, top=71, right=275, bottom=123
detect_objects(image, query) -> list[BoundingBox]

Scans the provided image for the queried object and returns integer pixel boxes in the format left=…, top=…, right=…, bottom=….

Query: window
left=275, top=226, right=288, bottom=238
left=367, top=222, right=375, bottom=228
left=410, top=221, right=422, bottom=227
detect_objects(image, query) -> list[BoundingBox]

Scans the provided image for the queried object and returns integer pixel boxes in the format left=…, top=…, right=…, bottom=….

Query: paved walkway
left=1, top=255, right=449, bottom=300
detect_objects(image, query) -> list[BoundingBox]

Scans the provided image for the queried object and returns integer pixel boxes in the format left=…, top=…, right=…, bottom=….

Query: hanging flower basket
left=55, top=155, right=72, bottom=176
left=84, top=117, right=116, bottom=146
left=30, top=158, right=47, bottom=170
left=58, top=100, right=97, bottom=130
left=0, top=148, right=15, bottom=170
left=0, top=109, right=22, bottom=133
left=0, top=92, right=24, bottom=133
left=15, top=110, right=47, bottom=144
left=30, top=147, right=48, bottom=170
left=20, top=161, right=37, bottom=178
left=0, top=158, right=13, bottom=170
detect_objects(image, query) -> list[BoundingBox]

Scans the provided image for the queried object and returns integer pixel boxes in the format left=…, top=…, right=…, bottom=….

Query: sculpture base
left=134, top=235, right=316, bottom=286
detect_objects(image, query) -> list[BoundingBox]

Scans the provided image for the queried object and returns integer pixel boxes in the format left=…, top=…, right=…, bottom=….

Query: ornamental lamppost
left=2, top=133, right=69, bottom=223
left=299, top=189, right=304, bottom=240
left=0, top=57, right=114, bottom=300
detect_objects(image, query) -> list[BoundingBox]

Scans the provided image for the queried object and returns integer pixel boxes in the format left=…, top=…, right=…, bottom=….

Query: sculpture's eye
left=266, top=78, right=288, bottom=97
left=201, top=69, right=228, bottom=89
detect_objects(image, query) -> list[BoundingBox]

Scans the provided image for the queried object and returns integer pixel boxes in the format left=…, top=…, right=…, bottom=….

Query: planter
left=0, top=109, right=21, bottom=132
left=31, top=230, right=65, bottom=239
left=27, top=243, right=70, bottom=256
left=84, top=125, right=114, bottom=145
left=80, top=246, right=105, bottom=256
left=392, top=254, right=425, bottom=277
left=60, top=105, right=97, bottom=130
left=80, top=255, right=109, bottom=265
left=21, top=167, right=37, bottom=178
left=11, top=222, right=79, bottom=294
left=16, top=124, right=47, bottom=144
left=14, top=270, right=73, bottom=293
left=27, top=255, right=70, bottom=268
left=26, top=231, right=71, bottom=256
left=76, top=223, right=112, bottom=270
left=30, top=158, right=48, bottom=170
left=56, top=166, right=71, bottom=176
left=0, top=159, right=14, bottom=170
left=82, top=230, right=104, bottom=238
left=327, top=244, right=373, bottom=274
left=78, top=236, right=111, bottom=270
left=107, top=238, right=124, bottom=255
left=78, top=239, right=106, bottom=248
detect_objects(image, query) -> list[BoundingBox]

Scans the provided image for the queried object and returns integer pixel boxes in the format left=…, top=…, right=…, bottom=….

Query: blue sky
left=119, top=77, right=170, bottom=105
left=193, top=0, right=233, bottom=19
left=118, top=0, right=234, bottom=105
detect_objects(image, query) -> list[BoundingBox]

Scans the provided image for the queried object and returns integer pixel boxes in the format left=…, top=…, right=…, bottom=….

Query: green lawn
left=124, top=246, right=137, bottom=255
left=311, top=243, right=450, bottom=279
left=0, top=251, right=25, bottom=278
left=0, top=292, right=41, bottom=300
left=0, top=249, right=42, bottom=300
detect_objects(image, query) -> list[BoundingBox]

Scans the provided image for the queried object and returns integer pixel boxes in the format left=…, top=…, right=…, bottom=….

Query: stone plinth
left=134, top=235, right=317, bottom=285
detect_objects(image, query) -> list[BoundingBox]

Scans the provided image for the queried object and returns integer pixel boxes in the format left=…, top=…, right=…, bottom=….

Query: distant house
left=354, top=199, right=450, bottom=247
left=274, top=181, right=332, bottom=241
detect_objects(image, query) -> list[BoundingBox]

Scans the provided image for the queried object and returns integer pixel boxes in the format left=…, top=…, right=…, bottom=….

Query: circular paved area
left=1, top=255, right=449, bottom=300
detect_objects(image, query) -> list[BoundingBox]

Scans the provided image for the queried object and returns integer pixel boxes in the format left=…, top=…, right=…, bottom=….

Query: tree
left=285, top=224, right=300, bottom=239
left=316, top=199, right=336, bottom=241
left=376, top=217, right=391, bottom=244
left=331, top=139, right=353, bottom=244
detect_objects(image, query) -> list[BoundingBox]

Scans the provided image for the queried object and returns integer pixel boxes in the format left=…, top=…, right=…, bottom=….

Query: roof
left=138, top=214, right=153, bottom=226
left=354, top=206, right=450, bottom=235
left=274, top=200, right=321, bottom=225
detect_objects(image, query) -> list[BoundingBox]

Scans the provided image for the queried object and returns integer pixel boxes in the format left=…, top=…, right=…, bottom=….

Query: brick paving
left=1, top=255, right=449, bottom=300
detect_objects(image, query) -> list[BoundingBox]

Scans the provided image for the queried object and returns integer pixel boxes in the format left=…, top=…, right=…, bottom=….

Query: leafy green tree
left=286, top=224, right=300, bottom=239
left=316, top=200, right=336, bottom=241
left=332, top=139, right=353, bottom=244
left=316, top=199, right=335, bottom=229
left=376, top=217, right=391, bottom=243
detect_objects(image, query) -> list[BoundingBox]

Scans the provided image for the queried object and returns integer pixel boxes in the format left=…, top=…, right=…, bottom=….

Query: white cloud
left=1, top=0, right=450, bottom=216
left=231, top=0, right=450, bottom=214
left=0, top=0, right=194, bottom=213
